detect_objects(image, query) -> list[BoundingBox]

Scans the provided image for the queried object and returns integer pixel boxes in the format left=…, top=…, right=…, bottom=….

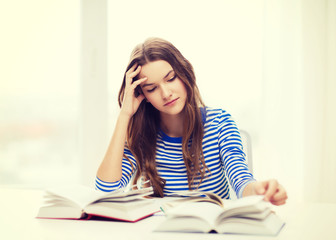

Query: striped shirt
left=95, top=107, right=255, bottom=199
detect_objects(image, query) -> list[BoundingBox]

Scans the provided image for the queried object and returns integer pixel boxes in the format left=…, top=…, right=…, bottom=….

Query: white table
left=0, top=187, right=335, bottom=240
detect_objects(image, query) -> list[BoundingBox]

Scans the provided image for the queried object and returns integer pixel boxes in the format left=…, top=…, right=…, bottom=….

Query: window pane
left=0, top=1, right=80, bottom=187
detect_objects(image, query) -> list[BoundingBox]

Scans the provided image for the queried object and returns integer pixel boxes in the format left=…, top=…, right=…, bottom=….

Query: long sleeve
left=217, top=110, right=255, bottom=198
left=95, top=145, right=137, bottom=192
left=94, top=107, right=255, bottom=199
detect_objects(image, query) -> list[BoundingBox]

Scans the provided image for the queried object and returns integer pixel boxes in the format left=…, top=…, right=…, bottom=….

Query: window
left=0, top=1, right=80, bottom=187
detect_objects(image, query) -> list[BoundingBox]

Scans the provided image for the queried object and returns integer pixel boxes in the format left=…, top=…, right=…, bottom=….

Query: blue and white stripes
left=95, top=107, right=255, bottom=199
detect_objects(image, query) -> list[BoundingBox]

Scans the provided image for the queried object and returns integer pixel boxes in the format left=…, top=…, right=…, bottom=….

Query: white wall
left=302, top=0, right=336, bottom=203
left=258, top=0, right=304, bottom=201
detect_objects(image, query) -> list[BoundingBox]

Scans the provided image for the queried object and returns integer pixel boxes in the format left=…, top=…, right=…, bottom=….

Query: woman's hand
left=120, top=64, right=148, bottom=117
left=97, top=64, right=147, bottom=182
left=243, top=179, right=288, bottom=206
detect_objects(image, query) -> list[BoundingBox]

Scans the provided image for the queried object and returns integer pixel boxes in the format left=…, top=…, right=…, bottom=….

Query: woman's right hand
left=120, top=64, right=148, bottom=117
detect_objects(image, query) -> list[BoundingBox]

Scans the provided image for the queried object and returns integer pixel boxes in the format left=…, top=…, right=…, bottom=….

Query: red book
left=36, top=185, right=160, bottom=222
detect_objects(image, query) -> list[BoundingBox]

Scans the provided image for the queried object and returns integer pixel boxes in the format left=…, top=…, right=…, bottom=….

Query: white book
left=155, top=195, right=285, bottom=236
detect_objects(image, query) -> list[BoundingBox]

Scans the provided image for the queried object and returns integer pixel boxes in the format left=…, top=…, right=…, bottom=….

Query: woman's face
left=139, top=60, right=187, bottom=117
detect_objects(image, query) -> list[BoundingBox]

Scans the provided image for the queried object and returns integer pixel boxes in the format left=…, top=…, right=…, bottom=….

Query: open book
left=160, top=191, right=225, bottom=212
left=155, top=195, right=285, bottom=236
left=36, top=185, right=160, bottom=222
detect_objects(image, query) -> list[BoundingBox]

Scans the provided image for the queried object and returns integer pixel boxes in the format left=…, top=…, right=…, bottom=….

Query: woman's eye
left=147, top=87, right=156, bottom=93
left=168, top=75, right=176, bottom=82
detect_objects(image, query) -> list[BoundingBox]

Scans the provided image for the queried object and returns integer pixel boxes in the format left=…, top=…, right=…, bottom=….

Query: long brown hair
left=118, top=37, right=208, bottom=197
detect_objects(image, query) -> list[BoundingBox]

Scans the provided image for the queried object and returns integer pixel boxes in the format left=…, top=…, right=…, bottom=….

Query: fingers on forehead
left=130, top=63, right=141, bottom=71
left=128, top=65, right=141, bottom=77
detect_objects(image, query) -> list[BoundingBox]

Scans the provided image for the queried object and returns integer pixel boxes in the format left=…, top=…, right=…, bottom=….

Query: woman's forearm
left=242, top=181, right=256, bottom=197
left=96, top=112, right=131, bottom=182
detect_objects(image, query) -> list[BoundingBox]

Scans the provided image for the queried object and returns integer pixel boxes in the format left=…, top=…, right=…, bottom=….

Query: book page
left=44, top=185, right=154, bottom=209
left=94, top=187, right=153, bottom=202
left=45, top=185, right=106, bottom=208
left=165, top=190, right=223, bottom=205
left=165, top=202, right=223, bottom=227
left=160, top=191, right=224, bottom=212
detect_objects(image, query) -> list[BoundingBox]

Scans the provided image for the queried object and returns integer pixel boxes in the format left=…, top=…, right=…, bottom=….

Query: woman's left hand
left=245, top=179, right=288, bottom=206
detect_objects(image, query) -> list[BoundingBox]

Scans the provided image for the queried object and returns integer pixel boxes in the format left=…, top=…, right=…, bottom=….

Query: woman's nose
left=161, top=85, right=172, bottom=99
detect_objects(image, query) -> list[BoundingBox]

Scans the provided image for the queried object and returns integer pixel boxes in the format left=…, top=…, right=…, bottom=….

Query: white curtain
left=302, top=0, right=336, bottom=203
left=261, top=0, right=336, bottom=203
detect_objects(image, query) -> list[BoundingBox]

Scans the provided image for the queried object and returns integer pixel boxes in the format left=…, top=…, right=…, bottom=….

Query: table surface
left=1, top=187, right=336, bottom=240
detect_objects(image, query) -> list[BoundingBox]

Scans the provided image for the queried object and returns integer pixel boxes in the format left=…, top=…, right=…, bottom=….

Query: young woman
left=96, top=38, right=287, bottom=206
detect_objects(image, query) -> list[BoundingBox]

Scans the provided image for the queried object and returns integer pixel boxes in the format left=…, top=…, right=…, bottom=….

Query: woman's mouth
left=164, top=98, right=179, bottom=106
